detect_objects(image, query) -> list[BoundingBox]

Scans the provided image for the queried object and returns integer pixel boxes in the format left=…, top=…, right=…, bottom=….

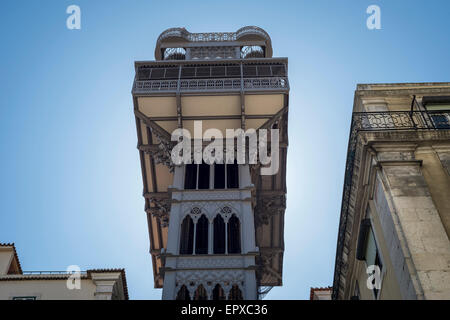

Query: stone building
left=131, top=27, right=289, bottom=300
left=333, top=83, right=450, bottom=299
left=0, top=243, right=128, bottom=300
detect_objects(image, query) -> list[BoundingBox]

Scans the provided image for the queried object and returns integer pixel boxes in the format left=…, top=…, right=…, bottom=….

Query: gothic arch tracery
left=175, top=272, right=245, bottom=300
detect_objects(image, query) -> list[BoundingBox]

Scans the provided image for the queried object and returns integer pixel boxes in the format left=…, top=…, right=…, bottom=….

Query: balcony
left=133, top=76, right=288, bottom=94
left=132, top=61, right=288, bottom=94
left=352, top=110, right=450, bottom=131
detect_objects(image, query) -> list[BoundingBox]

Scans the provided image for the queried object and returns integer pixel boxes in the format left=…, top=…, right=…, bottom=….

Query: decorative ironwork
left=190, top=46, right=237, bottom=60
left=243, top=77, right=287, bottom=90
left=180, top=78, right=241, bottom=91
left=152, top=129, right=174, bottom=172
left=241, top=46, right=264, bottom=59
left=134, top=79, right=178, bottom=92
left=235, top=26, right=271, bottom=44
left=188, top=32, right=237, bottom=42
left=134, top=77, right=288, bottom=94
left=155, top=26, right=273, bottom=60
left=147, top=197, right=171, bottom=227
left=156, top=26, right=270, bottom=45
left=352, top=110, right=450, bottom=130
left=254, top=194, right=286, bottom=226
left=256, top=248, right=281, bottom=288
left=163, top=48, right=186, bottom=60
left=332, top=108, right=450, bottom=299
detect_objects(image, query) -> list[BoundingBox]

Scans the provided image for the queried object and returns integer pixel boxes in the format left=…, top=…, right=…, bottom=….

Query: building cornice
left=356, top=82, right=450, bottom=97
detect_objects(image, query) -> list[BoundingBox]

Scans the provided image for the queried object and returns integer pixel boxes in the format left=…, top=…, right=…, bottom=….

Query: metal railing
left=156, top=26, right=270, bottom=45
left=188, top=32, right=236, bottom=42
left=133, top=76, right=289, bottom=94
left=353, top=110, right=450, bottom=131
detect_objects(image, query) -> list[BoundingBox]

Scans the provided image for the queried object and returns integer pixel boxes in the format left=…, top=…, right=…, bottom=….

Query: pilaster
left=376, top=145, right=450, bottom=299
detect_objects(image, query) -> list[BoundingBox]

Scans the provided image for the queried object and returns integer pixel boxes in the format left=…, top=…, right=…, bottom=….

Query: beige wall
left=0, top=279, right=96, bottom=300
left=415, top=147, right=450, bottom=239
left=0, top=251, right=13, bottom=275
left=0, top=246, right=127, bottom=300
left=138, top=97, right=177, bottom=117
left=182, top=95, right=241, bottom=116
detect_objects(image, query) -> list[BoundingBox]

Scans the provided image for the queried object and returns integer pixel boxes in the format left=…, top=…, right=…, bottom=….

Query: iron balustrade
left=133, top=76, right=289, bottom=93
left=180, top=78, right=241, bottom=91
left=156, top=26, right=270, bottom=45
left=332, top=109, right=450, bottom=299
left=187, top=32, right=236, bottom=42
left=353, top=110, right=450, bottom=130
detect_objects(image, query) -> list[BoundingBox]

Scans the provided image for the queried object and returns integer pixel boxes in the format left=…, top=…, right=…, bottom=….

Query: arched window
left=194, top=284, right=208, bottom=300
left=241, top=46, right=265, bottom=59
left=163, top=47, right=186, bottom=60
left=176, top=285, right=191, bottom=300
left=228, top=285, right=243, bottom=300
left=213, top=214, right=226, bottom=254
left=227, top=214, right=241, bottom=254
left=195, top=215, right=209, bottom=254
left=212, top=284, right=226, bottom=300
left=180, top=215, right=194, bottom=254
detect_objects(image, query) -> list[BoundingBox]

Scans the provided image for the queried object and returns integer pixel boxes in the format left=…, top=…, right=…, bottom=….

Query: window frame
left=363, top=220, right=386, bottom=300
left=184, top=163, right=239, bottom=190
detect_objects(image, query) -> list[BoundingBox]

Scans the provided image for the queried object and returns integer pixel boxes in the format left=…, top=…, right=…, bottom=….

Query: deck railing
left=353, top=110, right=450, bottom=130
left=133, top=76, right=289, bottom=94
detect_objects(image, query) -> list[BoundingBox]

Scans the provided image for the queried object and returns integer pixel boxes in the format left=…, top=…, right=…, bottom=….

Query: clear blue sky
left=0, top=0, right=449, bottom=299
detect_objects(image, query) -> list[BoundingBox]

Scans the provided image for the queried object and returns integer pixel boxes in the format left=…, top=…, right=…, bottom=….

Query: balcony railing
left=353, top=110, right=450, bottom=130
left=133, top=76, right=289, bottom=94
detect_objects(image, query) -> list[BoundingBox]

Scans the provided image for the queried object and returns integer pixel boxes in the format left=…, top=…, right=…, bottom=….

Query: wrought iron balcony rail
left=332, top=108, right=450, bottom=299
left=353, top=110, right=450, bottom=130
left=133, top=76, right=289, bottom=94
left=157, top=26, right=270, bottom=44
left=188, top=32, right=236, bottom=42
